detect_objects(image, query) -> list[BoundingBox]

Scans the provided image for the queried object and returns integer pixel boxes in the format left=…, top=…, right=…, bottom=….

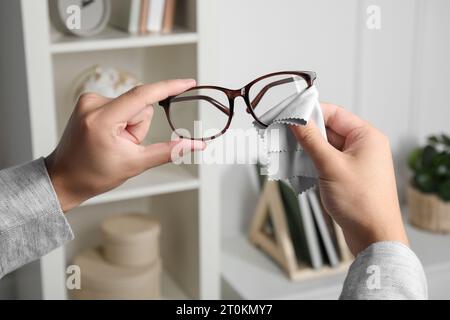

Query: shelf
left=82, top=164, right=199, bottom=206
left=221, top=236, right=348, bottom=300
left=50, top=27, right=198, bottom=54
left=162, top=270, right=188, bottom=299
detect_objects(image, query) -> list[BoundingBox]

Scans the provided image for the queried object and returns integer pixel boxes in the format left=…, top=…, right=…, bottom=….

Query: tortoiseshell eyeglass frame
left=159, top=71, right=316, bottom=141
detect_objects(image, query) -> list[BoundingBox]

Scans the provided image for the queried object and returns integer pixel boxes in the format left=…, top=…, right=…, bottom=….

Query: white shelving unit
left=0, top=0, right=220, bottom=300
left=83, top=164, right=199, bottom=207
left=50, top=27, right=198, bottom=54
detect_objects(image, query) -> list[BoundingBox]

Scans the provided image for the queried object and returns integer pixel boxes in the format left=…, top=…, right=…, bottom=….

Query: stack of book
left=110, top=0, right=177, bottom=34
left=251, top=164, right=353, bottom=278
left=279, top=181, right=352, bottom=270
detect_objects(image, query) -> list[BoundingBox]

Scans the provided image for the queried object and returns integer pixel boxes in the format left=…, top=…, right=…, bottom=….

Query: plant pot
left=407, top=184, right=450, bottom=233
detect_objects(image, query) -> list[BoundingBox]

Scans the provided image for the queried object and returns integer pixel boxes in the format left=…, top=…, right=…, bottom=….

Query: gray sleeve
left=0, top=158, right=74, bottom=278
left=339, top=241, right=428, bottom=300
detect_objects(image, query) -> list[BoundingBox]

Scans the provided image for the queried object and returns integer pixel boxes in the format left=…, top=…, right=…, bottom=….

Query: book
left=110, top=0, right=141, bottom=34
left=162, top=0, right=176, bottom=33
left=254, top=165, right=320, bottom=269
left=307, top=190, right=339, bottom=267
left=315, top=191, right=339, bottom=251
left=139, top=0, right=149, bottom=34
left=298, top=192, right=323, bottom=269
left=278, top=181, right=312, bottom=267
left=147, top=0, right=166, bottom=33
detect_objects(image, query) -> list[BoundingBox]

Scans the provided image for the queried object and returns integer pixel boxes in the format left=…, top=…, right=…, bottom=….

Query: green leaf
left=436, top=164, right=448, bottom=176
left=442, top=134, right=450, bottom=147
left=428, top=136, right=439, bottom=145
left=408, top=148, right=423, bottom=171
left=414, top=172, right=436, bottom=193
left=438, top=180, right=450, bottom=201
left=433, top=153, right=450, bottom=176
left=422, top=145, right=438, bottom=168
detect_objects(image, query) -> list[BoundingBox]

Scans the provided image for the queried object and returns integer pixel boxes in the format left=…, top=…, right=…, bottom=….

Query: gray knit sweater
left=0, top=158, right=428, bottom=299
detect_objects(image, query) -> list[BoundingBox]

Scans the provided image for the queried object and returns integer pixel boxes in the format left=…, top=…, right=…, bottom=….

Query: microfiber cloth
left=253, top=86, right=326, bottom=194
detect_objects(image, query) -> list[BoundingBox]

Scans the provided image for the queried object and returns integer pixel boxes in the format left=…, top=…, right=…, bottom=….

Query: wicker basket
left=407, top=184, right=450, bottom=233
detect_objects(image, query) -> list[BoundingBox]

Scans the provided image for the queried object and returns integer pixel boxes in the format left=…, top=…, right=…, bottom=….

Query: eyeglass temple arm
left=171, top=95, right=230, bottom=115
left=251, top=77, right=309, bottom=110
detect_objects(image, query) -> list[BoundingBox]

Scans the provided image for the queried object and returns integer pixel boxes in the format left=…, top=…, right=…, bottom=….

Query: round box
left=101, top=213, right=160, bottom=267
left=71, top=248, right=161, bottom=300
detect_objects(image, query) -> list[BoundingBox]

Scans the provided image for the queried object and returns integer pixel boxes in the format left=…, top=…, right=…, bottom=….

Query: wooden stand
left=248, top=181, right=353, bottom=281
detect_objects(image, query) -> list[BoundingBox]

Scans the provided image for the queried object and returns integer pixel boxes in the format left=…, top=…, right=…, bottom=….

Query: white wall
left=356, top=0, right=417, bottom=184
left=198, top=0, right=450, bottom=238
left=414, top=0, right=450, bottom=140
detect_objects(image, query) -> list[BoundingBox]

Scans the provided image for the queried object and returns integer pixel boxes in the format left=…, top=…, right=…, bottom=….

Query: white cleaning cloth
left=253, top=86, right=326, bottom=194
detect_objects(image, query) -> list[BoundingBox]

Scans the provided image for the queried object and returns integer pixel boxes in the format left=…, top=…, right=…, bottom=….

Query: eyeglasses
left=159, top=71, right=316, bottom=141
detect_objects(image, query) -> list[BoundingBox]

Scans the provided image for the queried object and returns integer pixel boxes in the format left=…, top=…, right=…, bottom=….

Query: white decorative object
left=49, top=0, right=111, bottom=37
left=72, top=65, right=140, bottom=104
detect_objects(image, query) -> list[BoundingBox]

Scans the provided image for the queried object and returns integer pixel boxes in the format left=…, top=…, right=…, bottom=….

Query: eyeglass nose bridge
left=226, top=87, right=253, bottom=113
left=226, top=90, right=266, bottom=129
left=226, top=87, right=246, bottom=99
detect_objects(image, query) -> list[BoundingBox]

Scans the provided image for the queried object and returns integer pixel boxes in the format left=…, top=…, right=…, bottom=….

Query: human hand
left=291, top=103, right=408, bottom=255
left=45, top=79, right=205, bottom=212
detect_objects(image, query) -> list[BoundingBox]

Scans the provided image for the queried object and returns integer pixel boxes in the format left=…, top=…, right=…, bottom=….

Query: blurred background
left=0, top=0, right=449, bottom=300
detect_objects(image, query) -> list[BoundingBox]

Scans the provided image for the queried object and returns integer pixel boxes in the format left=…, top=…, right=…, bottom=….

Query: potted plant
left=407, top=134, right=450, bottom=232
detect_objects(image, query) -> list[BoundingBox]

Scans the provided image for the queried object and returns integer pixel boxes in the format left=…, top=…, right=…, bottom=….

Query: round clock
left=49, top=0, right=111, bottom=37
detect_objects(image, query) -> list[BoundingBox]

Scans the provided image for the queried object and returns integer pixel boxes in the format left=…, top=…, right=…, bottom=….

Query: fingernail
left=192, top=140, right=206, bottom=150
left=183, top=78, right=196, bottom=85
left=170, top=139, right=204, bottom=163
left=179, top=139, right=205, bottom=151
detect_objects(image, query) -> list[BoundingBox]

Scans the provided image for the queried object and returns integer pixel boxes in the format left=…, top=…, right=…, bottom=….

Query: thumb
left=141, top=139, right=206, bottom=169
left=290, top=121, right=340, bottom=174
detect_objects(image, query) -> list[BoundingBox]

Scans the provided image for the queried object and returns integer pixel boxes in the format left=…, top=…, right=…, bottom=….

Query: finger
left=102, top=79, right=196, bottom=122
left=326, top=127, right=345, bottom=151
left=140, top=139, right=206, bottom=169
left=76, top=92, right=112, bottom=113
left=290, top=121, right=340, bottom=173
left=321, top=103, right=368, bottom=137
left=124, top=105, right=154, bottom=144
